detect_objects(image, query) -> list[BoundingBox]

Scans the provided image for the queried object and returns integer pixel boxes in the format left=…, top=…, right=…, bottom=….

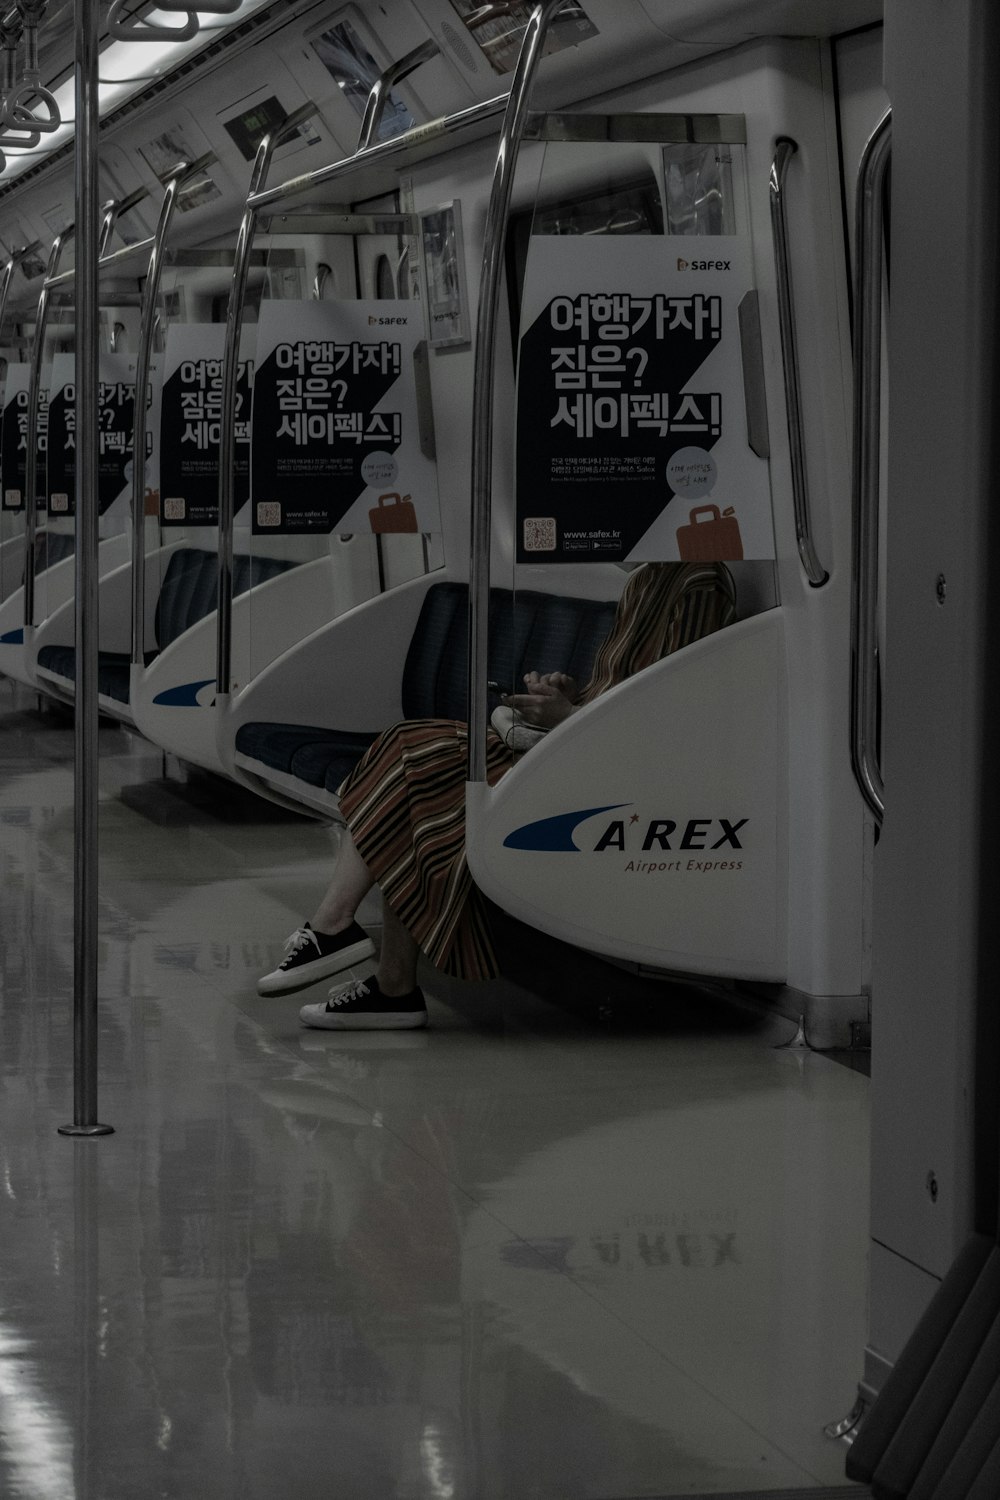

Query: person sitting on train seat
left=257, top=560, right=736, bottom=1030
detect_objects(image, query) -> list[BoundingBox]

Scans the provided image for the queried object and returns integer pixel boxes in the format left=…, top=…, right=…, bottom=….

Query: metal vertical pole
left=60, top=0, right=112, bottom=1137
left=467, top=0, right=570, bottom=782
left=216, top=102, right=316, bottom=700
left=129, top=169, right=184, bottom=677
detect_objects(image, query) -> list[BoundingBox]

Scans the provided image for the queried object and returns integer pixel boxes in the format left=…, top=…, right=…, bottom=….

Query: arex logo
left=503, top=803, right=748, bottom=854
left=676, top=257, right=732, bottom=272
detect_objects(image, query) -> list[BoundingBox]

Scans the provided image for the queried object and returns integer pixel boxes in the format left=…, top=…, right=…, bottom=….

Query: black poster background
left=46, top=379, right=136, bottom=515
left=159, top=359, right=252, bottom=526
left=45, top=383, right=73, bottom=508
left=250, top=344, right=402, bottom=535
left=515, top=300, right=719, bottom=563
left=1, top=387, right=27, bottom=511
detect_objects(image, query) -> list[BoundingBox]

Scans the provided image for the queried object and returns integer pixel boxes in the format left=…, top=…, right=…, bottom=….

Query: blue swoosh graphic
left=153, top=678, right=215, bottom=707
left=503, top=804, right=627, bottom=852
left=0, top=628, right=24, bottom=645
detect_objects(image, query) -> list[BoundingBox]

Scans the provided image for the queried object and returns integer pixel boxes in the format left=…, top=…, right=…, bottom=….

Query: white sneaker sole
left=257, top=937, right=376, bottom=996
left=299, top=1009, right=429, bottom=1031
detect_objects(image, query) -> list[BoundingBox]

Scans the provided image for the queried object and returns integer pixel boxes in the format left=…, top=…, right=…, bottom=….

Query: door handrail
left=769, top=138, right=829, bottom=587
left=850, top=110, right=891, bottom=824
left=24, top=224, right=74, bottom=631
left=127, top=152, right=218, bottom=667
left=467, top=0, right=575, bottom=783
left=215, top=101, right=318, bottom=699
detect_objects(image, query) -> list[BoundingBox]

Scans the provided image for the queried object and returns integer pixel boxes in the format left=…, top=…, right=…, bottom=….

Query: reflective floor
left=0, top=679, right=870, bottom=1499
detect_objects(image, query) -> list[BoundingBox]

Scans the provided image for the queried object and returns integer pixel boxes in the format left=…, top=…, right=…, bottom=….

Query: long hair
left=579, top=561, right=736, bottom=705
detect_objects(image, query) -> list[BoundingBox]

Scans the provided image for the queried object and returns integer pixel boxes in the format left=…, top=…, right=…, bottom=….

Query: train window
left=663, top=143, right=736, bottom=236
left=505, top=167, right=664, bottom=352
left=375, top=254, right=396, bottom=300
left=444, top=0, right=599, bottom=76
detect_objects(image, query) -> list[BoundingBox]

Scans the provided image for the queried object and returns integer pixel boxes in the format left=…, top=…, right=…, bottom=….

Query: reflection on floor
left=0, top=681, right=870, bottom=1499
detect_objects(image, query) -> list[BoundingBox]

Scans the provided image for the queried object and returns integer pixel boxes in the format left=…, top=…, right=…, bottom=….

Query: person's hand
left=503, top=671, right=578, bottom=728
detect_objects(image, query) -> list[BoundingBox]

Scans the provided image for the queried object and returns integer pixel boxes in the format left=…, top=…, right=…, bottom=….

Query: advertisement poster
left=250, top=300, right=439, bottom=536
left=45, top=353, right=148, bottom=518
left=515, top=236, right=774, bottom=565
left=159, top=325, right=254, bottom=526
left=1, top=362, right=29, bottom=511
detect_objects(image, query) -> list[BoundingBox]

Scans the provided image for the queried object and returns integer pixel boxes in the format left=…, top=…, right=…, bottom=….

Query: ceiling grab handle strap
left=129, top=152, right=214, bottom=668
left=356, top=38, right=441, bottom=152
left=106, top=0, right=199, bottom=44
left=24, top=223, right=75, bottom=633
left=3, top=0, right=61, bottom=134
left=468, top=0, right=574, bottom=783
left=769, top=138, right=829, bottom=587
left=850, top=109, right=892, bottom=826
left=216, top=100, right=318, bottom=699
left=0, top=12, right=38, bottom=144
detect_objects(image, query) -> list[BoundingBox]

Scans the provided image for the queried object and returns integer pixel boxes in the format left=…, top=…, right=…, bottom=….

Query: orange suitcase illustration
left=369, top=491, right=418, bottom=534
left=676, top=504, right=744, bottom=562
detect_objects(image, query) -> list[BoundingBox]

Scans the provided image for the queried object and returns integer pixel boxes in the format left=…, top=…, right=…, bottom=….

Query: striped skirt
left=339, top=720, right=512, bottom=982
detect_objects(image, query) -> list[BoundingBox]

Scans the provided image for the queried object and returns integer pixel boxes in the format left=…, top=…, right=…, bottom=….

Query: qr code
left=163, top=497, right=186, bottom=521
left=257, top=501, right=282, bottom=528
left=50, top=492, right=69, bottom=512
left=523, top=517, right=556, bottom=552
left=5, top=489, right=21, bottom=507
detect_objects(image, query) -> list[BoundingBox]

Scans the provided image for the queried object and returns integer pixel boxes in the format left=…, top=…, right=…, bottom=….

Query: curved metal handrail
left=99, top=183, right=150, bottom=255
left=0, top=255, right=16, bottom=327
left=127, top=152, right=215, bottom=666
left=850, top=110, right=891, bottom=824
left=468, top=0, right=574, bottom=782
left=769, top=138, right=828, bottom=587
left=23, top=224, right=74, bottom=632
left=357, top=38, right=440, bottom=152
left=0, top=238, right=40, bottom=333
left=215, top=100, right=318, bottom=699
left=128, top=173, right=185, bottom=668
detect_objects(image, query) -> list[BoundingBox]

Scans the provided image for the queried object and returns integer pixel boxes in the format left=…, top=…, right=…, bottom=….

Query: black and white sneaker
left=257, top=921, right=375, bottom=996
left=299, top=976, right=428, bottom=1031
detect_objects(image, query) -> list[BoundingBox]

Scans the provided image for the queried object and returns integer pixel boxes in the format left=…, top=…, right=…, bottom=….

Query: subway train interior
left=1, top=0, right=998, bottom=1496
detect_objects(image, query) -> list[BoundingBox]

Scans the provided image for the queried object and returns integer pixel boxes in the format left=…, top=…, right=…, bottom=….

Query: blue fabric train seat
left=36, top=547, right=294, bottom=704
left=235, top=581, right=618, bottom=797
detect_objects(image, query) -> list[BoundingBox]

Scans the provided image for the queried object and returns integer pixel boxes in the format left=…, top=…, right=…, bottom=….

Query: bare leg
left=376, top=897, right=420, bottom=997
left=309, top=827, right=375, bottom=934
